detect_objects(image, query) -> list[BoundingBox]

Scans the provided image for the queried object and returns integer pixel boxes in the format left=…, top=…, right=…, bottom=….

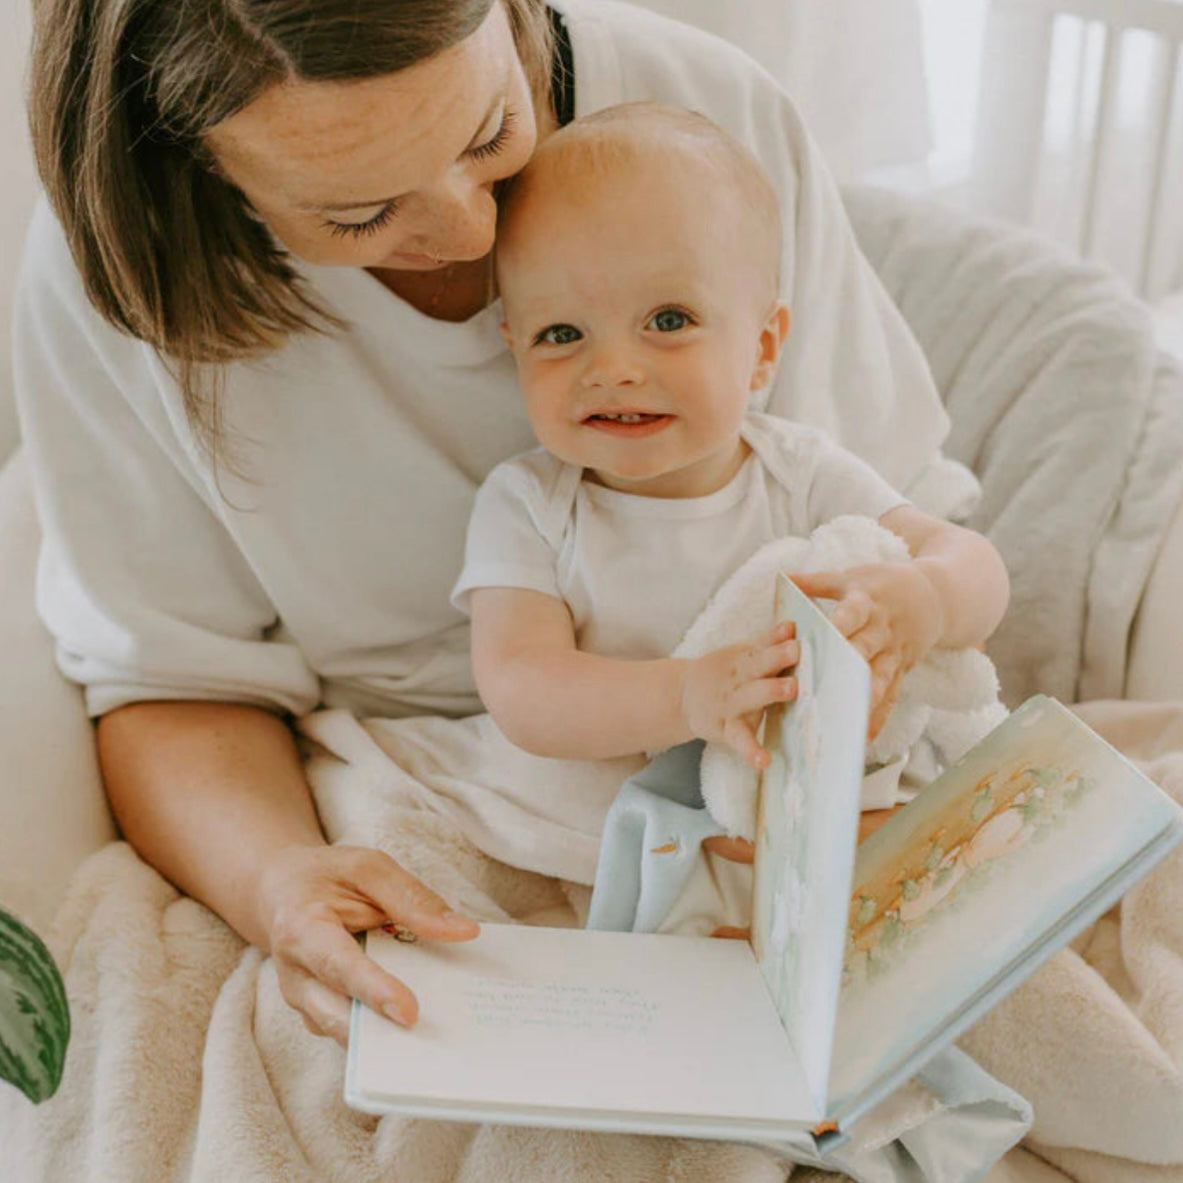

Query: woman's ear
left=750, top=303, right=791, bottom=391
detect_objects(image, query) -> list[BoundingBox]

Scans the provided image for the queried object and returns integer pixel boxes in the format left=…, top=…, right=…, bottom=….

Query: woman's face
left=204, top=3, right=539, bottom=272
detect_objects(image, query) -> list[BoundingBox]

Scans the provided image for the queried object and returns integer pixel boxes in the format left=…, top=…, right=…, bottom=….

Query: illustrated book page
left=826, top=694, right=1183, bottom=1121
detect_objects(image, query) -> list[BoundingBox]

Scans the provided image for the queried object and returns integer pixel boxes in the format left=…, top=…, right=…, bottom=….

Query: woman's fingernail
left=383, top=1002, right=412, bottom=1026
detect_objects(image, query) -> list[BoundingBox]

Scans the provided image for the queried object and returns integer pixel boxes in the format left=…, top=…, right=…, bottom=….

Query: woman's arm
left=469, top=587, right=799, bottom=767
left=99, top=701, right=319, bottom=946
left=97, top=700, right=478, bottom=1043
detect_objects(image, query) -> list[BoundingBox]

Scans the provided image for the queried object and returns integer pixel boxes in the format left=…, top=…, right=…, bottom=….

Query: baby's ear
left=750, top=303, right=791, bottom=391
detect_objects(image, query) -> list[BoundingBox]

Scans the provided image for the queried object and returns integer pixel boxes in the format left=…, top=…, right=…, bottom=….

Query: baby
left=452, top=102, right=1009, bottom=771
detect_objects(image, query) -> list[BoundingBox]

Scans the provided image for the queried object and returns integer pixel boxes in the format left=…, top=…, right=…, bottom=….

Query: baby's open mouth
left=582, top=412, right=675, bottom=438
left=585, top=412, right=667, bottom=424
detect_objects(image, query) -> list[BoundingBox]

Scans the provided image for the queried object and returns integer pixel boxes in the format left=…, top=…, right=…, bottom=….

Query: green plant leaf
left=0, top=909, right=70, bottom=1103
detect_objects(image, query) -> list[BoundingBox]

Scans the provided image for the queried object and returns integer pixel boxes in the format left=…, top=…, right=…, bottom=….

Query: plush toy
left=671, top=515, right=1008, bottom=839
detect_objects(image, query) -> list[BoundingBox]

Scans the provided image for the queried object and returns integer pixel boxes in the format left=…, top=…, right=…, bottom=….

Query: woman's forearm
left=96, top=700, right=326, bottom=949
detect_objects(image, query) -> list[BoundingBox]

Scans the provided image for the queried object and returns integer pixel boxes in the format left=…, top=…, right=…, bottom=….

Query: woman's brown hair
left=28, top=0, right=553, bottom=450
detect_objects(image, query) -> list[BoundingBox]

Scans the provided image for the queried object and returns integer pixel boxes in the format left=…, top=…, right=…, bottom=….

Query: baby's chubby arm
left=468, top=587, right=800, bottom=768
left=792, top=506, right=1010, bottom=736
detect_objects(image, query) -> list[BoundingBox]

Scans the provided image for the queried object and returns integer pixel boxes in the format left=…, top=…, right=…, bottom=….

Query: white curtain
left=969, top=1, right=1183, bottom=299
left=626, top=0, right=933, bottom=182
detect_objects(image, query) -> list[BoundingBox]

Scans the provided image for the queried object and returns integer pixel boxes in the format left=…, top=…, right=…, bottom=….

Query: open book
left=346, top=575, right=1183, bottom=1146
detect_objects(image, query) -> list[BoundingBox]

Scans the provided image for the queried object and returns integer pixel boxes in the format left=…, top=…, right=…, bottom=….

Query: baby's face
left=498, top=156, right=783, bottom=498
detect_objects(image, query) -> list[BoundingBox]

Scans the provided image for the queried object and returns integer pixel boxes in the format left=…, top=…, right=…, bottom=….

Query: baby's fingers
left=730, top=672, right=798, bottom=721
left=790, top=571, right=846, bottom=601
left=828, top=591, right=874, bottom=640
left=793, top=574, right=873, bottom=639
left=722, top=715, right=770, bottom=769
left=848, top=624, right=893, bottom=666
left=750, top=635, right=800, bottom=678
left=723, top=686, right=798, bottom=768
left=867, top=653, right=903, bottom=739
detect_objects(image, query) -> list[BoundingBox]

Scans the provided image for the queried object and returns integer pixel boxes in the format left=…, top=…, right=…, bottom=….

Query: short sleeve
left=14, top=202, right=321, bottom=717
left=450, top=456, right=569, bottom=614
left=803, top=431, right=911, bottom=532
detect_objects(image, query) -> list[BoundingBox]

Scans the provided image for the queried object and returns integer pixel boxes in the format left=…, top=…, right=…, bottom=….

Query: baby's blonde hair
left=497, top=101, right=784, bottom=304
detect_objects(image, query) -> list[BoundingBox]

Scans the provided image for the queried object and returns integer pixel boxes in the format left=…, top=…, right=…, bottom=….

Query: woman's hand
left=255, top=843, right=480, bottom=1045
left=679, top=622, right=800, bottom=769
left=792, top=563, right=943, bottom=738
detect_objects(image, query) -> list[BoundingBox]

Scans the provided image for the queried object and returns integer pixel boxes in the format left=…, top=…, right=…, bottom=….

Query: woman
left=19, top=0, right=954, bottom=1050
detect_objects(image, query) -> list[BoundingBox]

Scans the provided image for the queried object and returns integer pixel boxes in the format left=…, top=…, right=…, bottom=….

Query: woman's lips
left=582, top=412, right=675, bottom=438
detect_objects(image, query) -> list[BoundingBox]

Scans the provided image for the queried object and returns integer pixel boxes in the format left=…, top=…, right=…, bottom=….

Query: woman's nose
left=425, top=176, right=498, bottom=261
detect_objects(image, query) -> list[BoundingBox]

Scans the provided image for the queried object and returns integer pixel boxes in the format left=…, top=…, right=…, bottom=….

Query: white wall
left=1, top=0, right=37, bottom=462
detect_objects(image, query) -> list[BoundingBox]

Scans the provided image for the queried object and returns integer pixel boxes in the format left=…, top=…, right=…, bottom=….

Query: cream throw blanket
left=4, top=697, right=1183, bottom=1182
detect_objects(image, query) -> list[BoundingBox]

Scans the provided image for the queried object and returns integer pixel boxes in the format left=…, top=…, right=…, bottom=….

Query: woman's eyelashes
left=324, top=200, right=401, bottom=240
left=322, top=108, right=520, bottom=240
left=468, top=107, right=518, bottom=163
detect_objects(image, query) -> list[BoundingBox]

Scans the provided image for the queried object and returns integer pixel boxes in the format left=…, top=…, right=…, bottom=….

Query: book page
left=348, top=923, right=820, bottom=1134
left=828, top=695, right=1183, bottom=1117
left=750, top=575, right=870, bottom=1114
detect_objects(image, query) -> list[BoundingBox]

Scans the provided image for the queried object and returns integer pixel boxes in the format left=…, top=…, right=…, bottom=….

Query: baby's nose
left=581, top=342, right=644, bottom=387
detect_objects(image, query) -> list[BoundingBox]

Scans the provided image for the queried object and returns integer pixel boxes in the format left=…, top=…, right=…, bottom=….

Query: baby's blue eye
left=537, top=324, right=582, bottom=346
left=648, top=308, right=693, bottom=333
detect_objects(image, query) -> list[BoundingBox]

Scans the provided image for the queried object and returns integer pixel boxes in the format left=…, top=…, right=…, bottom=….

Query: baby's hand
left=679, top=622, right=800, bottom=769
left=792, top=563, right=943, bottom=738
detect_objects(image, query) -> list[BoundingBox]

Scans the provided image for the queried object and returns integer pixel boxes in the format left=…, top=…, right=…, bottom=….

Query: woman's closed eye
left=322, top=107, right=520, bottom=239
left=323, top=200, right=402, bottom=240
left=467, top=106, right=517, bottom=163
left=646, top=307, right=695, bottom=333
left=533, top=323, right=583, bottom=347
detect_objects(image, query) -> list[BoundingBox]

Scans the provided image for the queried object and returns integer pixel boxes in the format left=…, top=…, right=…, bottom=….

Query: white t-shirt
left=14, top=0, right=954, bottom=720
left=452, top=413, right=907, bottom=656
